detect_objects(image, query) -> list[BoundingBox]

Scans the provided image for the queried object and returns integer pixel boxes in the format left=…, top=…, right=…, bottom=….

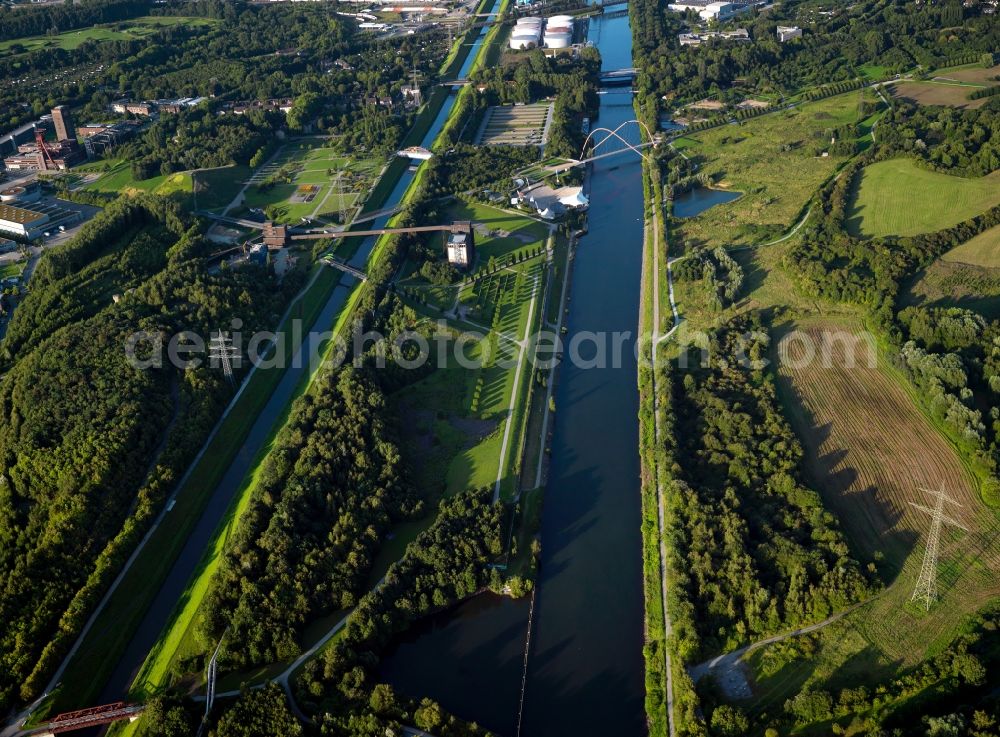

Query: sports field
left=847, top=159, right=1000, bottom=238
left=669, top=90, right=867, bottom=248
left=0, top=16, right=218, bottom=54
left=741, top=320, right=1000, bottom=712
left=236, top=142, right=381, bottom=224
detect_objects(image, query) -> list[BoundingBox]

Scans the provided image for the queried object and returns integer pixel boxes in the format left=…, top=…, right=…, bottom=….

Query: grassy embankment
left=113, top=0, right=518, bottom=703
left=637, top=154, right=671, bottom=737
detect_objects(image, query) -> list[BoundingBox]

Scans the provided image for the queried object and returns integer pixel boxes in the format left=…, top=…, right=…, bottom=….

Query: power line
left=208, top=331, right=239, bottom=385
left=909, top=483, right=969, bottom=611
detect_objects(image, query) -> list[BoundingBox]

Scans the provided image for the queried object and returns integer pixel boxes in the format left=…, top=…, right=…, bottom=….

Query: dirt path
left=687, top=605, right=862, bottom=700
left=648, top=194, right=677, bottom=737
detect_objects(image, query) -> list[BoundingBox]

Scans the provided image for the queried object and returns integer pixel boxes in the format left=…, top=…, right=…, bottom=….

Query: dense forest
left=290, top=489, right=504, bottom=737
left=661, top=315, right=873, bottom=662
left=196, top=368, right=419, bottom=669
left=0, top=197, right=300, bottom=711
left=874, top=101, right=1000, bottom=176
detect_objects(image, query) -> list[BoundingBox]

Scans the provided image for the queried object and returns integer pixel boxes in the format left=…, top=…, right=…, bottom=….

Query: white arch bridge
left=540, top=119, right=660, bottom=175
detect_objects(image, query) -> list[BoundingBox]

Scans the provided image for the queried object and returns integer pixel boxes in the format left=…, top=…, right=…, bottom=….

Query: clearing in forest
left=847, top=158, right=1000, bottom=238
left=746, top=319, right=1000, bottom=709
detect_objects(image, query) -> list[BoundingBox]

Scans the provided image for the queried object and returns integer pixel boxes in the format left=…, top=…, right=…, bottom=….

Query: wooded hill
left=0, top=197, right=300, bottom=711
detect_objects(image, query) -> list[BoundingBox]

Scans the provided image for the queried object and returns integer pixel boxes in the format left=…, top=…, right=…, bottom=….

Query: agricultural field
left=903, top=239, right=1000, bottom=319
left=847, top=158, right=1000, bottom=238
left=0, top=16, right=218, bottom=55
left=233, top=141, right=381, bottom=224
left=474, top=103, right=552, bottom=147
left=736, top=319, right=1000, bottom=713
left=669, top=90, right=868, bottom=249
left=889, top=64, right=1000, bottom=109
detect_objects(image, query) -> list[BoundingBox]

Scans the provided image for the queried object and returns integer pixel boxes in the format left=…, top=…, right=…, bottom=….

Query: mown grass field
left=668, top=90, right=868, bottom=249
left=847, top=159, right=1000, bottom=238
left=740, top=319, right=1000, bottom=715
left=941, top=223, right=1000, bottom=267
left=0, top=16, right=217, bottom=54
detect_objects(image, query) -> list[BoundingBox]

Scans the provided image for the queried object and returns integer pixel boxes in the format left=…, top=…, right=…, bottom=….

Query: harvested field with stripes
left=766, top=320, right=1000, bottom=675
left=474, top=102, right=552, bottom=146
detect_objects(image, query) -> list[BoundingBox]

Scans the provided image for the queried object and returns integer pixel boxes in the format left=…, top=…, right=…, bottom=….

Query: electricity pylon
left=208, top=331, right=239, bottom=385
left=909, top=483, right=969, bottom=611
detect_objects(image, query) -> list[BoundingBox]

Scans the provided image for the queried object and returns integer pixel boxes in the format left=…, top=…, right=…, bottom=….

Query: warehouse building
left=0, top=203, right=50, bottom=240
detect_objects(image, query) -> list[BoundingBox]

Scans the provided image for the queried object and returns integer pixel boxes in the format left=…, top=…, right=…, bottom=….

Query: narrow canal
left=94, top=0, right=503, bottom=704
left=380, top=5, right=648, bottom=736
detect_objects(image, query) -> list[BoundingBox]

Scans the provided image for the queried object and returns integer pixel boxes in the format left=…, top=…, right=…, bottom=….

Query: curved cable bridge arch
left=579, top=119, right=655, bottom=162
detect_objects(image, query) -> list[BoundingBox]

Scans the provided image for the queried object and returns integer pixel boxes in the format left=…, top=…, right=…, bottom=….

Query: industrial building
left=543, top=15, right=573, bottom=49
left=52, top=105, right=76, bottom=143
left=80, top=121, right=141, bottom=158
left=0, top=115, right=52, bottom=157
left=777, top=25, right=803, bottom=42
left=446, top=224, right=475, bottom=270
left=3, top=131, right=85, bottom=171
left=0, top=182, right=41, bottom=204
left=679, top=28, right=751, bottom=45
left=668, top=0, right=752, bottom=20
left=0, top=203, right=50, bottom=240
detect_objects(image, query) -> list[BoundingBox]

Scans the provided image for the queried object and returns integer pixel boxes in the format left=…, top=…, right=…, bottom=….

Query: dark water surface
left=379, top=9, right=647, bottom=737
left=672, top=186, right=741, bottom=218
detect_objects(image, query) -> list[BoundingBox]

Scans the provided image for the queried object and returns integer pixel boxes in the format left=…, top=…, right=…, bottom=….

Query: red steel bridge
left=17, top=702, right=144, bottom=736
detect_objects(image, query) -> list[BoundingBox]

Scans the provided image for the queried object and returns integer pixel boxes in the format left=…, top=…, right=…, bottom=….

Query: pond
left=673, top=186, right=742, bottom=218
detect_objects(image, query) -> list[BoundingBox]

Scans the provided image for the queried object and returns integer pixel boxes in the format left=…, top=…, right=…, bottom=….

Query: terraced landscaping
left=475, top=102, right=552, bottom=146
